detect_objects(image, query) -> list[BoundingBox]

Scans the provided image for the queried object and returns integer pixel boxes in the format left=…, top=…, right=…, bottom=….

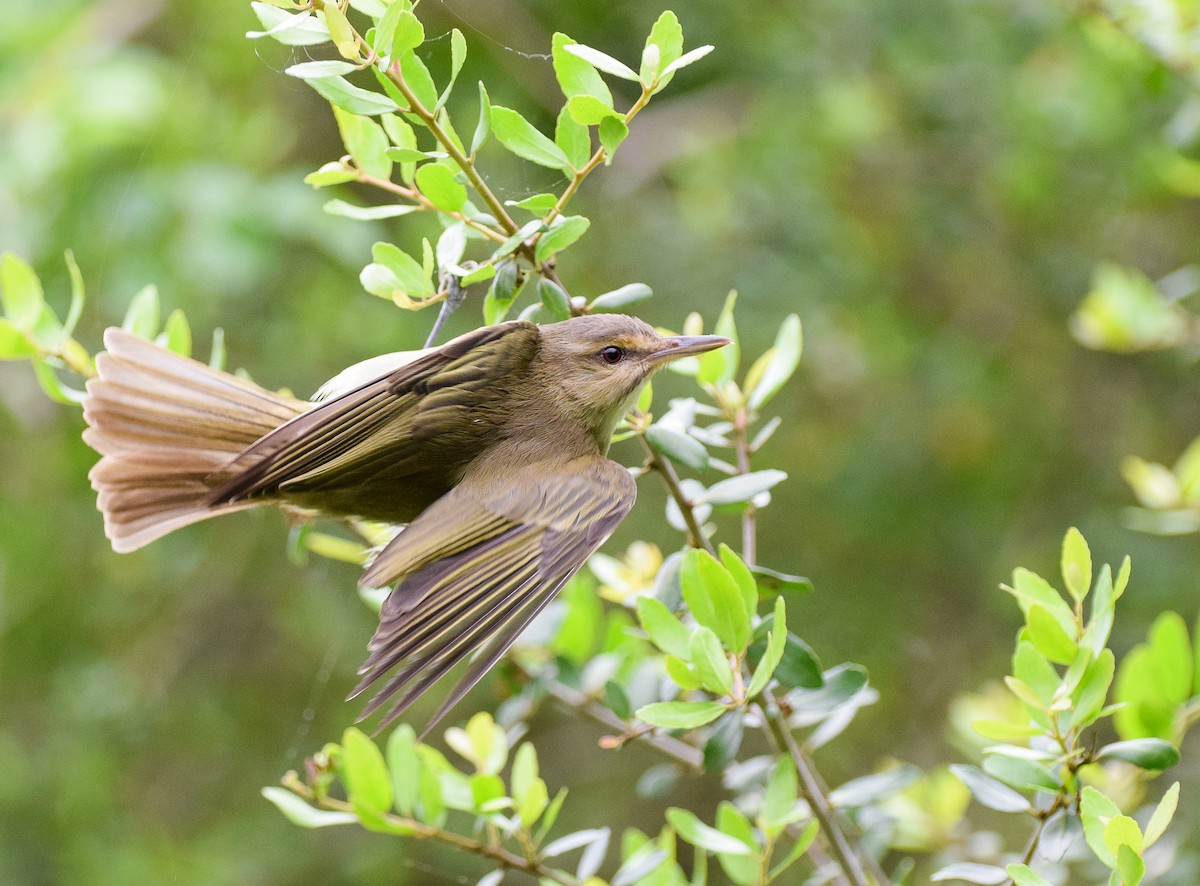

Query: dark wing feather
left=349, top=454, right=637, bottom=735
left=207, top=321, right=538, bottom=509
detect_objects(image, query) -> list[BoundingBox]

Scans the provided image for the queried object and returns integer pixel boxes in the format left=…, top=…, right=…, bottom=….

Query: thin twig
left=640, top=437, right=711, bottom=552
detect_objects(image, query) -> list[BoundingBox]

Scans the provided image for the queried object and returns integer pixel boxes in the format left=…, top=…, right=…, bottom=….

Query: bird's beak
left=647, top=335, right=732, bottom=364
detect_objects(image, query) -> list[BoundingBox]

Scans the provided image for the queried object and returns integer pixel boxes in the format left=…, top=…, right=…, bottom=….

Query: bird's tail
left=82, top=328, right=308, bottom=552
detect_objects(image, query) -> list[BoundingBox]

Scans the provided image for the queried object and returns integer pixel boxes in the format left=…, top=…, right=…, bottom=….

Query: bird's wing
left=350, top=454, right=636, bottom=734
left=207, top=321, right=538, bottom=505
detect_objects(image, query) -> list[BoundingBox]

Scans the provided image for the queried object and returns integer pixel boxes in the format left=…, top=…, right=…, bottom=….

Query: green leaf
left=369, top=241, right=434, bottom=299
left=646, top=425, right=709, bottom=470
left=414, top=164, right=467, bottom=212
left=320, top=1, right=356, bottom=59
left=1006, top=864, right=1055, bottom=886
left=748, top=622, right=824, bottom=690
left=949, top=764, right=1031, bottom=813
left=1003, top=568, right=1076, bottom=638
left=0, top=318, right=36, bottom=359
left=701, top=470, right=787, bottom=505
left=589, top=283, right=653, bottom=312
left=747, top=314, right=803, bottom=410
left=636, top=596, right=690, bottom=659
left=261, top=787, right=358, bottom=828
left=247, top=3, right=330, bottom=46
left=635, top=701, right=726, bottom=730
left=563, top=43, right=640, bottom=81
left=1061, top=527, right=1092, bottom=604
left=665, top=655, right=703, bottom=691
left=0, top=254, right=44, bottom=330
left=1064, top=648, right=1115, bottom=731
left=1116, top=844, right=1145, bottom=886
left=460, top=264, right=495, bottom=287
left=932, top=863, right=1009, bottom=884
left=714, top=802, right=760, bottom=886
left=537, top=278, right=571, bottom=322
left=555, top=106, right=591, bottom=171
left=334, top=106, right=392, bottom=179
left=1147, top=611, right=1194, bottom=703
left=1144, top=781, right=1179, bottom=847
left=62, top=250, right=84, bottom=337
left=746, top=597, right=787, bottom=698
left=666, top=808, right=752, bottom=855
left=552, top=33, right=613, bottom=105
left=309, top=76, right=400, bottom=116
left=760, top=757, right=797, bottom=835
left=535, top=216, right=591, bottom=262
left=1096, top=738, right=1180, bottom=770
left=342, top=727, right=393, bottom=816
left=644, top=11, right=684, bottom=83
left=508, top=193, right=558, bottom=215
left=471, top=81, right=492, bottom=155
left=981, top=755, right=1059, bottom=793
left=605, top=680, right=632, bottom=720
left=397, top=50, right=438, bottom=112
left=1027, top=603, right=1079, bottom=665
left=324, top=200, right=420, bottom=220
left=567, top=94, right=621, bottom=126
left=304, top=161, right=357, bottom=187
left=698, top=291, right=739, bottom=383
left=122, top=285, right=160, bottom=339
left=660, top=45, right=715, bottom=79
left=718, top=544, right=758, bottom=620
left=599, top=115, right=629, bottom=161
left=162, top=309, right=191, bottom=357
left=688, top=627, right=734, bottom=695
left=379, top=8, right=423, bottom=56
left=386, top=725, right=420, bottom=816
left=470, top=773, right=506, bottom=812
left=1082, top=786, right=1121, bottom=868
left=750, top=565, right=814, bottom=596
left=491, top=107, right=572, bottom=171
left=1104, top=815, right=1143, bottom=856
left=1012, top=641, right=1059, bottom=705
left=681, top=549, right=751, bottom=653
left=285, top=60, right=357, bottom=79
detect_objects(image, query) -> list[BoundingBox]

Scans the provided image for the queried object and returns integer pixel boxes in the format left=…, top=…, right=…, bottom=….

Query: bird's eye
left=599, top=345, right=625, bottom=365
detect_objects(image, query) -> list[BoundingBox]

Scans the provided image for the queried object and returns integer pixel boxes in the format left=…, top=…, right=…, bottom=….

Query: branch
left=640, top=437, right=712, bottom=553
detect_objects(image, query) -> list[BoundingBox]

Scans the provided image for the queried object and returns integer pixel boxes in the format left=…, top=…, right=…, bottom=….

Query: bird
left=81, top=314, right=729, bottom=732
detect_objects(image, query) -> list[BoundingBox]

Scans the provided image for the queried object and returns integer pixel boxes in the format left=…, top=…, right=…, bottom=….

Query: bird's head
left=536, top=314, right=730, bottom=449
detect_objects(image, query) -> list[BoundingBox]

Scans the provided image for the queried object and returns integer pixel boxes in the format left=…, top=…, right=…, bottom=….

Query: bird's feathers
left=350, top=454, right=636, bottom=733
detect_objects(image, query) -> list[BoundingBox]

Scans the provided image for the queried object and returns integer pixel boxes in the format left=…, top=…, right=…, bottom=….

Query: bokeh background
left=3, top=0, right=1199, bottom=882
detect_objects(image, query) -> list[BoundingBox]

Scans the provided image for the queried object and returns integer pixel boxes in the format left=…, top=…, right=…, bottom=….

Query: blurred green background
left=3, top=0, right=1199, bottom=882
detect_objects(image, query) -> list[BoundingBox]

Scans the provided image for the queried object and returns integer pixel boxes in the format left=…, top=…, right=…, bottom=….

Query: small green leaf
left=1003, top=568, right=1076, bottom=638
left=665, top=655, right=703, bottom=690
left=681, top=549, right=751, bottom=653
left=589, top=283, right=653, bottom=312
left=0, top=319, right=36, bottom=359
left=470, top=773, right=506, bottom=812
left=324, top=200, right=420, bottom=220
left=666, top=808, right=752, bottom=855
left=605, top=680, right=631, bottom=720
left=320, top=1, right=356, bottom=59
left=334, top=106, right=392, bottom=179
left=396, top=50, right=438, bottom=112
left=714, top=802, right=760, bottom=885
left=982, top=755, right=1059, bottom=793
left=261, top=787, right=358, bottom=828
left=718, top=544, right=758, bottom=619
left=599, top=115, right=629, bottom=161
left=644, top=11, right=684, bottom=82
left=414, top=164, right=467, bottom=212
left=508, top=193, right=558, bottom=214
left=949, top=764, right=1031, bottom=813
left=537, top=278, right=571, bottom=322
left=567, top=94, right=621, bottom=126
left=555, top=106, right=591, bottom=171
left=304, top=161, right=357, bottom=187
left=309, top=76, right=400, bottom=116
left=342, top=727, right=393, bottom=816
left=701, top=470, right=787, bottom=505
left=386, top=725, right=420, bottom=816
left=635, top=701, right=726, bottom=729
left=760, top=757, right=797, bottom=835
left=247, top=4, right=330, bottom=46
left=1005, top=864, right=1055, bottom=886
left=285, top=60, right=357, bottom=79
left=491, top=107, right=572, bottom=171
left=750, top=565, right=814, bottom=596
left=1061, top=527, right=1092, bottom=604
left=471, top=81, right=492, bottom=155
left=62, top=250, right=84, bottom=337
left=659, top=45, right=715, bottom=79
left=646, top=425, right=709, bottom=470
left=747, top=314, right=803, bottom=410
left=552, top=32, right=613, bottom=105
left=1082, top=786, right=1122, bottom=868
left=1116, top=844, right=1145, bottom=886
left=746, top=597, right=787, bottom=698
left=162, top=309, right=191, bottom=357
left=1096, top=738, right=1180, bottom=771
left=1027, top=603, right=1079, bottom=665
left=563, top=44, right=640, bottom=81
left=1144, top=781, right=1179, bottom=847
left=1104, top=815, right=1143, bottom=856
left=535, top=216, right=591, bottom=262
left=636, top=596, right=690, bottom=659
left=688, top=627, right=734, bottom=695
left=122, top=285, right=160, bottom=339
left=1064, top=648, right=1115, bottom=731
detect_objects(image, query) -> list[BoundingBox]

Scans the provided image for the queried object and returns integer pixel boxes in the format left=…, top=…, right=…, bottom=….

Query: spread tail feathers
left=82, top=328, right=308, bottom=552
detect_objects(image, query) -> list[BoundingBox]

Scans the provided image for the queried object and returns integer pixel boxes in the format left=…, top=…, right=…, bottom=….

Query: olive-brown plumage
left=82, top=315, right=728, bottom=731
